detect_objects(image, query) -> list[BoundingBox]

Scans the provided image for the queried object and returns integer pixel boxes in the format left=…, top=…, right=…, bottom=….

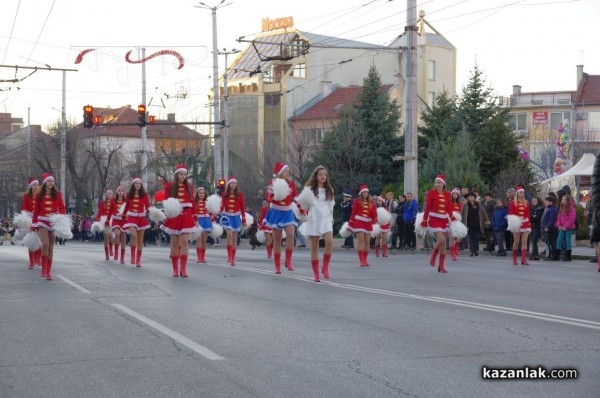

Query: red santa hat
left=273, top=162, right=289, bottom=176
left=451, top=187, right=460, bottom=194
left=131, top=176, right=142, bottom=185
left=105, top=190, right=114, bottom=198
left=515, top=185, right=525, bottom=194
left=41, top=173, right=54, bottom=185
left=174, top=164, right=187, bottom=174
left=195, top=186, right=206, bottom=194
left=226, top=176, right=237, bottom=187
left=116, top=185, right=124, bottom=192
left=377, top=195, right=385, bottom=202
left=28, top=177, right=39, bottom=187
left=435, top=174, right=446, bottom=185
left=358, top=184, right=369, bottom=195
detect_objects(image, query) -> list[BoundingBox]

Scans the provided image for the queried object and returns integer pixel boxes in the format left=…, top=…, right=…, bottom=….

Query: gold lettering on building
left=262, top=16, right=294, bottom=32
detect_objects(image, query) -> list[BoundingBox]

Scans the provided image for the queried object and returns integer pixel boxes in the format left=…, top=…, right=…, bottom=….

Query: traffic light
left=148, top=115, right=156, bottom=124
left=83, top=105, right=93, bottom=128
left=137, top=104, right=147, bottom=127
left=93, top=115, right=102, bottom=126
left=217, top=179, right=226, bottom=194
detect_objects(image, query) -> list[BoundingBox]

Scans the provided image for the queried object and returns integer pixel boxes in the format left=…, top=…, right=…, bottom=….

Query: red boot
left=120, top=249, right=125, bottom=265
left=521, top=249, right=529, bottom=266
left=28, top=251, right=34, bottom=269
left=450, top=245, right=457, bottom=261
left=274, top=252, right=282, bottom=274
left=40, top=256, right=48, bottom=278
left=136, top=250, right=142, bottom=267
left=230, top=248, right=236, bottom=266
left=375, top=245, right=380, bottom=257
left=226, top=245, right=232, bottom=263
left=285, top=249, right=294, bottom=271
left=266, top=244, right=273, bottom=259
left=438, top=253, right=447, bottom=273
left=364, top=250, right=370, bottom=266
left=196, top=247, right=206, bottom=263
left=130, top=246, right=136, bottom=265
left=311, top=259, right=320, bottom=282
left=180, top=255, right=188, bottom=277
left=454, top=243, right=460, bottom=257
left=114, top=244, right=119, bottom=260
left=512, top=250, right=518, bottom=265
left=358, top=251, right=365, bottom=267
left=171, top=256, right=179, bottom=277
left=322, top=253, right=331, bottom=279
left=104, top=245, right=110, bottom=261
left=430, top=248, right=439, bottom=267
left=109, top=242, right=114, bottom=257
left=46, top=257, right=53, bottom=280
left=382, top=245, right=388, bottom=257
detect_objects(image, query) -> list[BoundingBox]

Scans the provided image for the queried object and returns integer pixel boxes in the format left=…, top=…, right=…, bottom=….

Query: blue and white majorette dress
left=305, top=188, right=334, bottom=237
left=263, top=179, right=298, bottom=230
left=220, top=191, right=246, bottom=232
left=196, top=199, right=212, bottom=232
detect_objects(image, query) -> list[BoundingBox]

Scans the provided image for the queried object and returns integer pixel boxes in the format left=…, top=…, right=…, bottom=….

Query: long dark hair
left=115, top=188, right=126, bottom=202
left=226, top=183, right=239, bottom=197
left=194, top=187, right=207, bottom=202
left=128, top=182, right=146, bottom=199
left=38, top=183, right=58, bottom=200
left=169, top=173, right=193, bottom=199
left=305, top=166, right=334, bottom=201
left=26, top=184, right=38, bottom=199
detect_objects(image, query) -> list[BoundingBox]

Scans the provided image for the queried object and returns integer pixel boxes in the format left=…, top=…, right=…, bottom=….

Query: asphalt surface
left=0, top=240, right=598, bottom=398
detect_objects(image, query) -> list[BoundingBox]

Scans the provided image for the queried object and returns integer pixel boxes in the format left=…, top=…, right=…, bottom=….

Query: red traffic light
left=84, top=105, right=93, bottom=114
left=93, top=115, right=102, bottom=125
left=83, top=105, right=94, bottom=128
left=137, top=104, right=147, bottom=127
left=137, top=104, right=146, bottom=113
left=218, top=179, right=225, bottom=188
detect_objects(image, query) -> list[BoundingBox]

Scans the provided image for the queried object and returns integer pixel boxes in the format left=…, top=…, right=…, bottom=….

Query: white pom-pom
left=149, top=206, right=166, bottom=223
left=339, top=221, right=352, bottom=238
left=206, top=194, right=222, bottom=214
left=297, top=187, right=316, bottom=211
left=506, top=214, right=523, bottom=233
left=291, top=202, right=302, bottom=220
left=371, top=223, right=381, bottom=238
left=272, top=178, right=291, bottom=201
left=450, top=220, right=468, bottom=239
left=49, top=214, right=73, bottom=240
left=13, top=211, right=32, bottom=230
left=244, top=212, right=254, bottom=230
left=377, top=207, right=391, bottom=225
left=414, top=212, right=426, bottom=237
left=210, top=222, right=223, bottom=239
left=453, top=211, right=462, bottom=222
left=23, top=231, right=42, bottom=251
left=163, top=197, right=181, bottom=219
left=256, top=230, right=266, bottom=244
left=91, top=221, right=104, bottom=234
left=14, top=230, right=25, bottom=241
left=298, top=222, right=308, bottom=238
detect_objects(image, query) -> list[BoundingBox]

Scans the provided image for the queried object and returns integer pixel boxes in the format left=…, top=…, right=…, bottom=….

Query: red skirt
left=160, top=208, right=196, bottom=235
left=348, top=219, right=373, bottom=234
left=427, top=216, right=449, bottom=233
left=111, top=217, right=127, bottom=232
left=124, top=215, right=149, bottom=230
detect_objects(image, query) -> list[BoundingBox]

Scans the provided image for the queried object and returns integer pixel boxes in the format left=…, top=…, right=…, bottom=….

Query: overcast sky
left=1, top=0, right=598, bottom=130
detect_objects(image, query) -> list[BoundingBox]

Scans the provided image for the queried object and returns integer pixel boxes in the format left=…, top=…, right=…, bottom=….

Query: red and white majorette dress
left=509, top=199, right=531, bottom=232
left=111, top=195, right=127, bottom=232
left=422, top=189, right=454, bottom=233
left=160, top=181, right=198, bottom=235
left=96, top=199, right=113, bottom=227
left=348, top=197, right=377, bottom=234
left=122, top=192, right=150, bottom=230
left=32, top=190, right=66, bottom=231
left=21, top=191, right=36, bottom=217
left=22, top=179, right=42, bottom=269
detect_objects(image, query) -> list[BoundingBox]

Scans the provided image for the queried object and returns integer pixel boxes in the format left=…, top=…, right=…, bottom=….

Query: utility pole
left=220, top=48, right=240, bottom=179
left=404, top=0, right=418, bottom=196
left=141, top=48, right=148, bottom=187
left=196, top=1, right=230, bottom=183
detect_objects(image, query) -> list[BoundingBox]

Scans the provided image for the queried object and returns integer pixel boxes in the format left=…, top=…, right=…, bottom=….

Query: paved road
left=1, top=241, right=598, bottom=398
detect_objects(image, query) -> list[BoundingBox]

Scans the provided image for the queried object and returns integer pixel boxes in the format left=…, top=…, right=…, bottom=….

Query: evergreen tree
left=418, top=90, right=459, bottom=154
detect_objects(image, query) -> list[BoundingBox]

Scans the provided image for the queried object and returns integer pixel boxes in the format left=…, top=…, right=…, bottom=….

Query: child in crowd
left=491, top=198, right=508, bottom=256
left=541, top=196, right=559, bottom=261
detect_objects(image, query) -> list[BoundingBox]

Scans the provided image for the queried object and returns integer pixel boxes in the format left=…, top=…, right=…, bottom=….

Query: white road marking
left=56, top=275, right=91, bottom=294
left=112, top=303, right=225, bottom=360
left=207, top=263, right=600, bottom=331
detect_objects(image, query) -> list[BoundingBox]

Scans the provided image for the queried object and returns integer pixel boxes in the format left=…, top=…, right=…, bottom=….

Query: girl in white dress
left=304, top=166, right=335, bottom=282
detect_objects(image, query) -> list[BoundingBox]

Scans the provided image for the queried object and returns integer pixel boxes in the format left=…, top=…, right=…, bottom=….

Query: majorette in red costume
left=220, top=176, right=246, bottom=266
left=22, top=177, right=41, bottom=269
left=257, top=200, right=273, bottom=258
left=194, top=186, right=212, bottom=264
left=374, top=195, right=390, bottom=258
left=348, top=185, right=377, bottom=234
left=96, top=190, right=115, bottom=261
left=161, top=165, right=198, bottom=236
left=111, top=185, right=127, bottom=264
left=508, top=184, right=532, bottom=266
left=448, top=187, right=463, bottom=261
left=122, top=176, right=150, bottom=267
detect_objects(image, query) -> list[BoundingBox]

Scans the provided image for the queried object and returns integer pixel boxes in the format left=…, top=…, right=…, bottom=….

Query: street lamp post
left=219, top=48, right=240, bottom=179
left=195, top=0, right=231, bottom=183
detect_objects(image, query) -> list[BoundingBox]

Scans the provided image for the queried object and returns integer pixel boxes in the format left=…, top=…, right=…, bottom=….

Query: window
left=264, top=93, right=281, bottom=107
left=292, top=63, right=306, bottom=78
left=427, top=91, right=436, bottom=108
left=428, top=60, right=436, bottom=81
left=508, top=113, right=527, bottom=131
left=301, top=129, right=325, bottom=145
left=588, top=111, right=600, bottom=131
left=550, top=112, right=570, bottom=130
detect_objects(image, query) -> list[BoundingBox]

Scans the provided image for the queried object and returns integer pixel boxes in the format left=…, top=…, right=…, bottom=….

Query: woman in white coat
left=303, top=165, right=335, bottom=282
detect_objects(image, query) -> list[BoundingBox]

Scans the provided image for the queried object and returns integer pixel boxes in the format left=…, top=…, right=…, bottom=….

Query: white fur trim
left=42, top=176, right=54, bottom=185
left=359, top=187, right=369, bottom=195
left=175, top=167, right=187, bottom=174
left=277, top=164, right=289, bottom=175
left=131, top=177, right=142, bottom=184
left=29, top=179, right=39, bottom=187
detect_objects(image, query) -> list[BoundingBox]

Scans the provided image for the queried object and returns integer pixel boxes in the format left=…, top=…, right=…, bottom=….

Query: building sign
left=532, top=111, right=548, bottom=124
left=262, top=17, right=294, bottom=32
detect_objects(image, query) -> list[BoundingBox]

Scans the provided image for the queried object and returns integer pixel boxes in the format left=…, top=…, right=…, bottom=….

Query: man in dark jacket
left=483, top=192, right=496, bottom=251
left=341, top=188, right=354, bottom=249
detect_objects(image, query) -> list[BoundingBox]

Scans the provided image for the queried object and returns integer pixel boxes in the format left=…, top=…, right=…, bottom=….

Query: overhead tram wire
left=0, top=0, right=22, bottom=72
